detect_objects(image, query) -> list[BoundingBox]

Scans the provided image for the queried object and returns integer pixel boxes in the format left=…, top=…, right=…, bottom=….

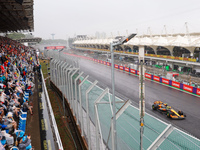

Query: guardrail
left=64, top=52, right=200, bottom=96
left=40, top=69, right=64, bottom=150
left=76, top=47, right=197, bottom=62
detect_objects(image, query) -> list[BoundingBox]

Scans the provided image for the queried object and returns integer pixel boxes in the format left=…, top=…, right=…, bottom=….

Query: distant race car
left=152, top=101, right=186, bottom=119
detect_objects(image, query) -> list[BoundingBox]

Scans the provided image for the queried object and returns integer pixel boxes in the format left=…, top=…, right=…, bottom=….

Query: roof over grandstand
left=0, top=0, right=34, bottom=32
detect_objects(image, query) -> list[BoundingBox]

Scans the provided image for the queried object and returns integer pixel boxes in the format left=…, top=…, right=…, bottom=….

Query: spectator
left=0, top=133, right=6, bottom=150
left=0, top=36, right=37, bottom=148
left=17, top=135, right=31, bottom=150
left=4, top=112, right=17, bottom=133
left=23, top=99, right=33, bottom=115
left=0, top=91, right=7, bottom=104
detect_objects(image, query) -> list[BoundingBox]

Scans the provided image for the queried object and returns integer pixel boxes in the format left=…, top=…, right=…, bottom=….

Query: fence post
left=63, top=63, right=72, bottom=97
left=57, top=60, right=62, bottom=87
left=55, top=60, right=60, bottom=86
left=62, top=64, right=70, bottom=94
left=74, top=72, right=84, bottom=125
left=70, top=69, right=79, bottom=115
left=86, top=80, right=98, bottom=150
left=94, top=88, right=109, bottom=150
left=59, top=62, right=63, bottom=88
left=62, top=64, right=71, bottom=116
left=50, top=59, right=52, bottom=80
left=56, top=61, right=60, bottom=87
left=54, top=60, right=59, bottom=85
left=67, top=69, right=74, bottom=107
left=54, top=60, right=59, bottom=86
left=78, top=75, right=89, bottom=136
left=60, top=62, right=68, bottom=94
left=52, top=59, right=57, bottom=84
left=65, top=65, right=72, bottom=99
left=50, top=59, right=54, bottom=82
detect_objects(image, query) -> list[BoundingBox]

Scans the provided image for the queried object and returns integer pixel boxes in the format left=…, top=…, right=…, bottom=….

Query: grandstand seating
left=0, top=36, right=37, bottom=149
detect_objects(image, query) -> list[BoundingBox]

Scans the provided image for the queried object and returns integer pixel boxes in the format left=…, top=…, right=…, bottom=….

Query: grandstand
left=0, top=0, right=33, bottom=32
left=0, top=1, right=64, bottom=150
left=0, top=35, right=37, bottom=149
left=0, top=1, right=35, bottom=149
left=73, top=35, right=200, bottom=59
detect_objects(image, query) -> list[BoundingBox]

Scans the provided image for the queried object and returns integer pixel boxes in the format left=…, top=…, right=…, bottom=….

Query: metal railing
left=40, top=68, right=64, bottom=150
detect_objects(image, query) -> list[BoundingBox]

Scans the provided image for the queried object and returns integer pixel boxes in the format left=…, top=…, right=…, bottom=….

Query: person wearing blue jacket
left=0, top=75, right=5, bottom=83
left=17, top=135, right=31, bottom=150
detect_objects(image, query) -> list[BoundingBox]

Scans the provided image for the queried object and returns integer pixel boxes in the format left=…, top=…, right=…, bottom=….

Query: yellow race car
left=152, top=101, right=186, bottom=120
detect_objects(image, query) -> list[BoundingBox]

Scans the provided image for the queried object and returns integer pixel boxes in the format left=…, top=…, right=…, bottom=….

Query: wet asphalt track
left=78, top=58, right=200, bottom=139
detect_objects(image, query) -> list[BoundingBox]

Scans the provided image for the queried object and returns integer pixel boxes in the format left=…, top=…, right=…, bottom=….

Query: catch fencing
left=47, top=50, right=200, bottom=150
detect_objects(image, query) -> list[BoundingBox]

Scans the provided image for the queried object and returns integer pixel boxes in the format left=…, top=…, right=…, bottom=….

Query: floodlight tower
left=110, top=34, right=136, bottom=150
left=51, top=33, right=55, bottom=40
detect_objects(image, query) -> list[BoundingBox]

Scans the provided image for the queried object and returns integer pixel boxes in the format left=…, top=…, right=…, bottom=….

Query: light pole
left=45, top=50, right=50, bottom=87
left=59, top=49, right=64, bottom=60
left=139, top=46, right=145, bottom=150
left=199, top=51, right=200, bottom=62
left=47, top=58, right=53, bottom=86
left=62, top=64, right=71, bottom=116
left=46, top=50, right=49, bottom=58
left=110, top=34, right=136, bottom=150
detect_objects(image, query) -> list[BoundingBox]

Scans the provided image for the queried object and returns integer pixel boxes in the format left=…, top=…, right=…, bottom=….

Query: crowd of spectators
left=0, top=36, right=38, bottom=149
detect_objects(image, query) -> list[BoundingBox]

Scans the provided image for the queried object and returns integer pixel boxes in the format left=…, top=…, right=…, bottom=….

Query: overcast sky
left=33, top=0, right=200, bottom=39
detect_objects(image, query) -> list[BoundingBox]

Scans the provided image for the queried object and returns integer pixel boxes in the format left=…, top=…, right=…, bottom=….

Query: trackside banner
left=44, top=46, right=66, bottom=50
left=153, top=76, right=160, bottom=82
left=145, top=73, right=151, bottom=79
left=119, top=66, right=124, bottom=70
left=197, top=89, right=200, bottom=95
left=130, top=69, right=136, bottom=74
left=183, top=84, right=194, bottom=93
left=125, top=67, right=129, bottom=72
left=162, top=78, right=169, bottom=85
left=172, top=81, right=180, bottom=88
left=115, top=64, right=119, bottom=69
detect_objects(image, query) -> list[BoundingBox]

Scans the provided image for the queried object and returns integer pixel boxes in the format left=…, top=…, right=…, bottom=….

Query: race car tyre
left=152, top=105, right=157, bottom=110
left=178, top=110, right=183, bottom=115
left=167, top=112, right=172, bottom=118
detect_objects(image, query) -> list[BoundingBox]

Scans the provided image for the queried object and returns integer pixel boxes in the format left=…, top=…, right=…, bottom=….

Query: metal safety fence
left=46, top=50, right=200, bottom=150
left=40, top=64, right=64, bottom=150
